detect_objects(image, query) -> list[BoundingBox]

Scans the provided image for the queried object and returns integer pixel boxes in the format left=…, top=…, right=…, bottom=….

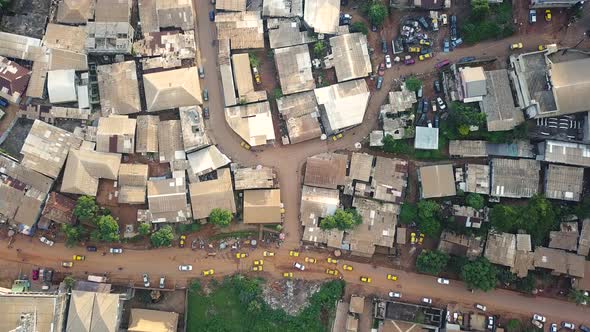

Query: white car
left=436, top=97, right=447, bottom=110
left=475, top=303, right=487, bottom=311
left=532, top=320, right=544, bottom=329
left=582, top=291, right=589, bottom=305
left=39, top=236, right=54, bottom=246
left=550, top=323, right=558, bottom=332
left=437, top=278, right=449, bottom=285
left=422, top=297, right=432, bottom=304
left=178, top=265, right=193, bottom=271
left=533, top=314, right=546, bottom=323
left=388, top=291, right=401, bottom=298
left=385, top=55, right=392, bottom=69
left=109, top=248, right=123, bottom=254
left=562, top=322, right=575, bottom=330
left=293, top=262, right=305, bottom=271
left=142, top=273, right=150, bottom=287
left=159, top=277, right=165, bottom=289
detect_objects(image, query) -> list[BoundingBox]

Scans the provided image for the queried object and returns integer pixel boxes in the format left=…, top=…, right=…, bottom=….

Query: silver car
left=109, top=248, right=123, bottom=254
left=179, top=265, right=193, bottom=271
left=388, top=291, right=401, bottom=298
left=142, top=274, right=150, bottom=288
left=422, top=297, right=432, bottom=305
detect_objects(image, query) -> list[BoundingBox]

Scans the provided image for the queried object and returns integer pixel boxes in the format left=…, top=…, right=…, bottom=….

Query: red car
left=32, top=268, right=39, bottom=281
left=404, top=59, right=415, bottom=65
left=377, top=63, right=385, bottom=76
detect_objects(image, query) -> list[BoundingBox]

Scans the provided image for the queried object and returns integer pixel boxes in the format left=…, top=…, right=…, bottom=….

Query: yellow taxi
left=545, top=9, right=551, bottom=21
left=305, top=257, right=317, bottom=264
left=179, top=235, right=186, bottom=248
left=73, top=255, right=85, bottom=261
left=236, top=252, right=248, bottom=259
left=62, top=261, right=73, bottom=268
left=327, top=257, right=338, bottom=264
left=289, top=250, right=300, bottom=257
left=387, top=274, right=398, bottom=281
left=332, top=133, right=343, bottom=141
left=283, top=272, right=293, bottom=278
left=343, top=264, right=353, bottom=271
left=410, top=232, right=416, bottom=244
left=326, top=268, right=339, bottom=276
left=418, top=233, right=425, bottom=245
left=240, top=141, right=251, bottom=150
left=254, top=260, right=264, bottom=266
left=510, top=42, right=523, bottom=50
left=202, top=269, right=215, bottom=276
left=252, top=265, right=263, bottom=272
left=409, top=47, right=421, bottom=53
left=419, top=53, right=432, bottom=61
left=263, top=251, right=275, bottom=257
left=360, top=276, right=372, bottom=283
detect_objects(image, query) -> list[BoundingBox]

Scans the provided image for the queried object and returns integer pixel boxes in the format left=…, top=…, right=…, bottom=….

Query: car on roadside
left=202, top=269, right=215, bottom=276
left=550, top=323, right=558, bottom=332
left=235, top=252, right=248, bottom=259
left=40, top=236, right=54, bottom=246
left=263, top=251, right=275, bottom=257
left=159, top=277, right=165, bottom=288
left=437, top=97, right=447, bottom=110
left=209, top=10, right=215, bottom=21
left=474, top=303, right=487, bottom=311
left=376, top=76, right=384, bottom=89
left=44, top=269, right=54, bottom=282
left=487, top=316, right=496, bottom=329
left=529, top=9, right=537, bottom=23
left=283, top=272, right=293, bottom=278
left=385, top=55, right=392, bottom=68
left=434, top=80, right=441, bottom=93
left=254, top=260, right=264, bottom=266
left=305, top=257, right=317, bottom=264
left=32, top=268, right=39, bottom=281
left=62, top=261, right=73, bottom=268
left=73, top=255, right=85, bottom=261
left=381, top=40, right=388, bottom=53
left=327, top=257, right=338, bottom=264
left=289, top=250, right=300, bottom=257
left=389, top=291, right=401, bottom=298
left=419, top=39, right=431, bottom=46
left=86, top=246, right=97, bottom=252
left=419, top=53, right=433, bottom=61
left=533, top=314, right=546, bottom=323
left=198, top=67, right=205, bottom=78
left=443, top=38, right=450, bottom=53
left=437, top=278, right=450, bottom=285
left=562, top=322, right=575, bottom=330
left=203, top=89, right=209, bottom=101
left=532, top=320, right=544, bottom=329
left=252, top=265, right=263, bottom=272
left=510, top=42, right=523, bottom=50
left=408, top=46, right=421, bottom=53
left=422, top=297, right=432, bottom=304
left=325, top=268, right=339, bottom=276
left=404, top=59, right=415, bottom=65
left=458, top=56, right=476, bottom=63
left=441, top=14, right=448, bottom=26
left=332, top=133, right=343, bottom=141
left=387, top=274, right=398, bottom=281
left=110, top=248, right=123, bottom=254
left=451, top=38, right=463, bottom=49
left=360, top=276, right=372, bottom=283
left=240, top=141, right=251, bottom=150
left=203, top=107, right=210, bottom=119
left=410, top=232, right=416, bottom=244
left=179, top=265, right=192, bottom=271
left=293, top=262, right=305, bottom=271
left=343, top=264, right=353, bottom=271
left=435, top=59, right=450, bottom=69
left=142, top=273, right=150, bottom=287
left=377, top=63, right=385, bottom=76
left=545, top=9, right=552, bottom=21
left=179, top=235, right=186, bottom=248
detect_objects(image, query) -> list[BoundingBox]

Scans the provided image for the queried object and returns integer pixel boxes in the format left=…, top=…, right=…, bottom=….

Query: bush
left=461, top=257, right=497, bottom=291
left=73, top=196, right=98, bottom=221
left=399, top=203, right=417, bottom=224
left=209, top=208, right=233, bottom=227
left=138, top=223, right=151, bottom=237
left=465, top=193, right=485, bottom=210
left=462, top=2, right=513, bottom=43
left=150, top=225, right=174, bottom=247
left=62, top=224, right=85, bottom=247
left=350, top=22, right=368, bottom=35
left=417, top=201, right=442, bottom=237
left=249, top=53, right=261, bottom=68
left=405, top=76, right=422, bottom=92
left=416, top=250, right=449, bottom=275
left=272, top=88, right=283, bottom=100
left=313, top=41, right=326, bottom=57
left=367, top=2, right=388, bottom=26
left=320, top=208, right=362, bottom=231
left=90, top=215, right=120, bottom=242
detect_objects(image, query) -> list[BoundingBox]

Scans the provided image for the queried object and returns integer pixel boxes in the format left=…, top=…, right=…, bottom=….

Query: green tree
left=62, top=224, right=84, bottom=247
left=350, top=22, right=368, bottom=35
left=313, top=41, right=326, bottom=57
left=399, top=203, right=417, bottom=224
left=519, top=195, right=558, bottom=246
left=490, top=204, right=519, bottom=233
left=248, top=53, right=260, bottom=68
left=417, top=200, right=442, bottom=237
left=448, top=103, right=487, bottom=133
left=63, top=276, right=76, bottom=289
left=319, top=208, right=363, bottom=231
left=405, top=76, right=422, bottom=92
left=0, top=0, right=10, bottom=9
left=91, top=215, right=120, bottom=242
left=465, top=193, right=484, bottom=210
left=461, top=257, right=497, bottom=291
left=272, top=88, right=283, bottom=100
left=73, top=196, right=98, bottom=221
left=568, top=289, right=590, bottom=305
left=471, top=0, right=490, bottom=19
left=417, top=217, right=441, bottom=237
left=418, top=200, right=440, bottom=220
left=416, top=250, right=449, bottom=275
left=368, top=2, right=387, bottom=26
left=382, top=135, right=414, bottom=155
left=515, top=274, right=536, bottom=293
left=138, top=223, right=151, bottom=237
left=209, top=208, right=233, bottom=227
left=507, top=319, right=521, bottom=332
left=150, top=225, right=174, bottom=247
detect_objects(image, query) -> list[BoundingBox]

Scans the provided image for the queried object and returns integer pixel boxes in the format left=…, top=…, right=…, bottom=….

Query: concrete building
left=233, top=166, right=277, bottom=190
left=57, top=0, right=95, bottom=24
left=274, top=44, right=315, bottom=95
left=146, top=177, right=191, bottom=223
left=537, top=140, right=590, bottom=167
left=224, top=101, right=275, bottom=146
left=96, top=115, right=137, bottom=154
left=464, top=164, right=491, bottom=195
left=263, top=0, right=303, bottom=17
left=414, top=126, right=439, bottom=150
left=490, top=158, right=540, bottom=198
left=189, top=168, right=236, bottom=220
left=135, top=115, right=159, bottom=154
left=86, top=22, right=134, bottom=54
left=186, top=145, right=231, bottom=177
left=268, top=20, right=315, bottom=49
left=418, top=164, right=456, bottom=198
left=118, top=164, right=149, bottom=204
left=480, top=69, right=524, bottom=131
left=347, top=197, right=398, bottom=257
left=66, top=290, right=124, bottom=332
left=243, top=189, right=282, bottom=224
left=300, top=185, right=341, bottom=244
left=47, top=69, right=77, bottom=104
left=0, top=290, right=68, bottom=332
left=459, top=66, right=486, bottom=102
left=143, top=67, right=202, bottom=112
left=97, top=61, right=141, bottom=115
left=329, top=33, right=371, bottom=83
left=315, top=79, right=370, bottom=133
left=544, top=164, right=584, bottom=202
left=276, top=91, right=322, bottom=144
left=304, top=153, right=348, bottom=190
left=128, top=309, right=179, bottom=332
left=157, top=120, right=184, bottom=164
left=303, top=0, right=340, bottom=34
left=0, top=56, right=31, bottom=103
left=530, top=0, right=580, bottom=8
left=179, top=106, right=210, bottom=153
left=138, top=0, right=195, bottom=33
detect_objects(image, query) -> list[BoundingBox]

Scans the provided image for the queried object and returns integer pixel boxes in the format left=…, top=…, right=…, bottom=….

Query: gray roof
left=465, top=164, right=490, bottom=195
left=544, top=164, right=584, bottom=202
left=414, top=126, right=439, bottom=150
left=263, top=0, right=303, bottom=17
left=578, top=219, right=590, bottom=257
left=484, top=232, right=516, bottom=268
left=449, top=140, right=487, bottom=157
left=550, top=57, right=590, bottom=117
left=329, top=33, right=371, bottom=82
left=276, top=91, right=321, bottom=143
left=490, top=158, right=540, bottom=198
left=480, top=69, right=524, bottom=132
left=418, top=164, right=456, bottom=199
left=274, top=44, right=315, bottom=95
left=538, top=140, right=590, bottom=167
left=268, top=20, right=315, bottom=49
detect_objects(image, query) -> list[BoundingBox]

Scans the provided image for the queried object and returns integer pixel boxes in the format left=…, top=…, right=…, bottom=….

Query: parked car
left=293, top=262, right=305, bottom=271
left=510, top=42, right=523, bottom=50
left=203, top=89, right=209, bottom=101
left=550, top=323, right=558, bottom=332
left=377, top=63, right=385, bottom=76
left=62, top=261, right=73, bottom=268
left=289, top=250, right=300, bottom=257
left=419, top=53, right=432, bottom=61
left=376, top=76, right=384, bottom=90
left=240, top=141, right=251, bottom=150
left=475, top=303, right=487, bottom=311
left=435, top=59, right=450, bottom=69
left=202, top=269, right=215, bottom=276
left=458, top=56, right=476, bottom=63
left=408, top=46, right=421, bottom=53
left=580, top=325, right=590, bottom=332
left=450, top=15, right=457, bottom=26
left=441, top=14, right=448, bottom=26
left=252, top=67, right=261, bottom=84
left=283, top=272, right=293, bottom=278
left=73, top=255, right=85, bottom=261
left=86, top=246, right=97, bottom=252
left=203, top=107, right=210, bottom=119
left=39, top=236, right=54, bottom=246
left=142, top=273, right=150, bottom=287
left=533, top=314, right=546, bottom=323
left=325, top=268, right=339, bottom=276
left=450, top=26, right=458, bottom=41
left=360, top=276, right=372, bottom=283
left=304, top=257, right=317, bottom=264
left=419, top=39, right=431, bottom=46
left=434, top=80, right=441, bottom=93
left=32, top=268, right=39, bottom=281
left=109, top=248, right=123, bottom=254
left=327, top=257, right=338, bottom=264
left=532, top=320, right=544, bottom=329
left=422, top=297, right=432, bottom=304
left=437, top=97, right=447, bottom=110
left=418, top=16, right=430, bottom=30
left=179, top=235, right=186, bottom=248
left=381, top=40, right=388, bottom=53
left=404, top=59, right=415, bottom=65
left=0, top=97, right=8, bottom=107
left=263, top=251, right=275, bottom=257
left=529, top=9, right=537, bottom=23
left=451, top=38, right=463, bottom=49
left=178, top=265, right=193, bottom=271
left=235, top=252, right=248, bottom=259
left=487, top=316, right=496, bottom=329
left=387, top=274, right=398, bottom=281
left=545, top=9, right=552, bottom=21
left=385, top=55, right=392, bottom=68
left=443, top=38, right=450, bottom=53
left=198, top=67, right=205, bottom=78
left=209, top=10, right=215, bottom=21
left=437, top=278, right=450, bottom=285
left=562, top=322, right=575, bottom=330
left=388, top=291, right=401, bottom=298
left=159, top=277, right=165, bottom=288
left=343, top=264, right=353, bottom=271
left=44, top=269, right=54, bottom=282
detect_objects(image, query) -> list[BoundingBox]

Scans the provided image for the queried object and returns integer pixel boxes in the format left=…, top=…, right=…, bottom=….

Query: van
left=435, top=59, right=450, bottom=69
left=376, top=76, right=384, bottom=90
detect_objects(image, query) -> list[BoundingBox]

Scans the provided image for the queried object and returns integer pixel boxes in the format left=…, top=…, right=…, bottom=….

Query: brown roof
left=418, top=164, right=456, bottom=198
left=118, top=164, right=148, bottom=187
left=348, top=197, right=398, bottom=257
left=243, top=189, right=282, bottom=224
left=188, top=168, right=236, bottom=220
left=96, top=116, right=137, bottom=154
left=147, top=177, right=191, bottom=223
left=549, top=229, right=579, bottom=252
left=95, top=0, right=129, bottom=22
left=135, top=115, right=159, bottom=153
left=534, top=247, right=586, bottom=277
left=349, top=296, right=364, bottom=314
left=158, top=120, right=184, bottom=164
left=57, top=0, right=95, bottom=24
left=304, top=153, right=348, bottom=189
left=61, top=149, right=122, bottom=196
left=348, top=153, right=374, bottom=183
left=233, top=166, right=276, bottom=190
left=41, top=192, right=76, bottom=225
left=578, top=219, right=590, bottom=257
left=572, top=261, right=590, bottom=290
left=97, top=61, right=141, bottom=116
left=484, top=232, right=516, bottom=268
left=0, top=56, right=31, bottom=103
left=371, top=157, right=408, bottom=204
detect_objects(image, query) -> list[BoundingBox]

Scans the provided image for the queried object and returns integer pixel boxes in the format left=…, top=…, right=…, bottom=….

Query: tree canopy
left=465, top=193, right=485, bottom=210
left=62, top=224, right=84, bottom=247
left=350, top=22, right=368, bottom=35
left=399, top=203, right=417, bottom=224
left=416, top=200, right=442, bottom=237
left=248, top=53, right=261, bottom=68
left=471, top=0, right=490, bottom=19
left=320, top=208, right=363, bottom=231
left=73, top=196, right=98, bottom=221
left=569, top=289, right=590, bottom=305
left=138, top=223, right=151, bottom=237
left=209, top=208, right=233, bottom=227
left=405, top=76, right=422, bottom=92
left=461, top=257, right=497, bottom=291
left=367, top=2, right=387, bottom=26
left=448, top=103, right=487, bottom=136
left=313, top=41, right=326, bottom=57
left=151, top=225, right=174, bottom=247
left=91, top=215, right=120, bottom=242
left=416, top=250, right=449, bottom=275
